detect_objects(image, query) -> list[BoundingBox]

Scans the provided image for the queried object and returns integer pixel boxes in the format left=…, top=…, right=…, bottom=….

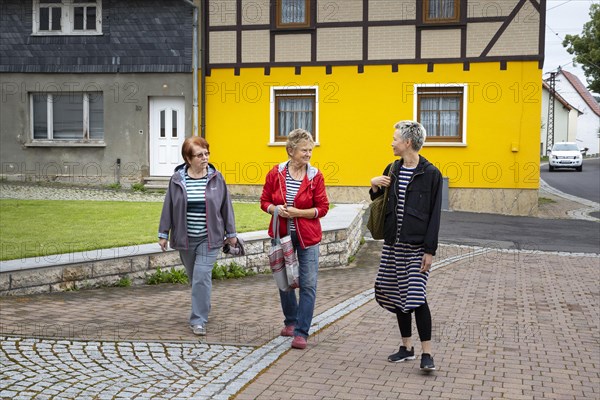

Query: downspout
left=200, top=0, right=206, bottom=137
left=182, top=0, right=199, bottom=136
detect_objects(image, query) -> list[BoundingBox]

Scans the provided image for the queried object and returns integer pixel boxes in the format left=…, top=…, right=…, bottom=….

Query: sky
left=544, top=0, right=598, bottom=93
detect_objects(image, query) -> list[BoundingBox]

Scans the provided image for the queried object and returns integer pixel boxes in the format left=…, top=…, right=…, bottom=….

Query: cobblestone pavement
left=1, top=183, right=599, bottom=399
left=2, top=242, right=599, bottom=399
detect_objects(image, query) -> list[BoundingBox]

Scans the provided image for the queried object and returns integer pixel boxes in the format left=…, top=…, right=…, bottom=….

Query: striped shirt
left=185, top=172, right=208, bottom=237
left=396, top=166, right=415, bottom=236
left=285, top=168, right=303, bottom=231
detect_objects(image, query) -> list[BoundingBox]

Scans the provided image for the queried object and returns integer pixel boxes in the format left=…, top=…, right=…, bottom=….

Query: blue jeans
left=179, top=236, right=220, bottom=326
left=279, top=231, right=320, bottom=338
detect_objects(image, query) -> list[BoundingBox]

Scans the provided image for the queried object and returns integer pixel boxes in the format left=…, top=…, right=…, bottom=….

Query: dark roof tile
left=0, top=0, right=193, bottom=73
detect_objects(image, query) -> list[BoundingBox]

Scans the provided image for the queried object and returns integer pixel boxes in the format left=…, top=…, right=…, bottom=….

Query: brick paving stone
left=234, top=249, right=599, bottom=400
left=1, top=239, right=599, bottom=399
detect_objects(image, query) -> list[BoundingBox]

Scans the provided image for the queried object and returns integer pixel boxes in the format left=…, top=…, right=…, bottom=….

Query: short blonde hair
left=286, top=128, right=314, bottom=154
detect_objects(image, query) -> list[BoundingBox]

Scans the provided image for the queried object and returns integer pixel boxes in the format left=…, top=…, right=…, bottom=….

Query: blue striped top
left=185, top=172, right=208, bottom=237
left=396, top=166, right=415, bottom=236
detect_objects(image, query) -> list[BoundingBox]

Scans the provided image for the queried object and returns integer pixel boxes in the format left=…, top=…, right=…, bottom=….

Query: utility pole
left=546, top=72, right=556, bottom=154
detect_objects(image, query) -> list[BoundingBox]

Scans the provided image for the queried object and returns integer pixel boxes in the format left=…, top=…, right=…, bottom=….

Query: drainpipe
left=200, top=0, right=206, bottom=138
left=182, top=0, right=199, bottom=136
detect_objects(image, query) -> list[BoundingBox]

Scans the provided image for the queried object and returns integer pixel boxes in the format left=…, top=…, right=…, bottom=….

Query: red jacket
left=260, top=161, right=329, bottom=249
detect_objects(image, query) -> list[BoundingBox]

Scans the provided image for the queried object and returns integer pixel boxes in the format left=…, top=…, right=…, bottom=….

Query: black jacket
left=369, top=156, right=442, bottom=255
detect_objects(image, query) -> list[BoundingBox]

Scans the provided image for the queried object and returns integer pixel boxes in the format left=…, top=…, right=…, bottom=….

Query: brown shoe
left=291, top=336, right=307, bottom=349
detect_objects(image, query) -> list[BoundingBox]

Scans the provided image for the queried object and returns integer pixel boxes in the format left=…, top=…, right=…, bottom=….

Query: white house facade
left=553, top=69, right=600, bottom=155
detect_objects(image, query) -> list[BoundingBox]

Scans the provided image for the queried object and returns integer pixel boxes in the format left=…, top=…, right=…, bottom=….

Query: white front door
left=149, top=97, right=185, bottom=176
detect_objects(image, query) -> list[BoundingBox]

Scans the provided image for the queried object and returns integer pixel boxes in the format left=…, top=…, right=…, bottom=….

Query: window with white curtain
left=276, top=0, right=310, bottom=28
left=32, top=92, right=104, bottom=140
left=271, top=88, right=317, bottom=143
left=424, top=0, right=459, bottom=23
left=417, top=86, right=464, bottom=142
left=33, top=0, right=102, bottom=35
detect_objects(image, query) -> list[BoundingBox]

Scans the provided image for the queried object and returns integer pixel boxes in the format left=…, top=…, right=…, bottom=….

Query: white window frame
left=269, top=85, right=319, bottom=146
left=30, top=92, right=104, bottom=142
left=414, top=83, right=468, bottom=147
left=32, top=0, right=103, bottom=36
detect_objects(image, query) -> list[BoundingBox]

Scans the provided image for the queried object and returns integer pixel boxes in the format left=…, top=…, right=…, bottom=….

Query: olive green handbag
left=367, top=162, right=395, bottom=240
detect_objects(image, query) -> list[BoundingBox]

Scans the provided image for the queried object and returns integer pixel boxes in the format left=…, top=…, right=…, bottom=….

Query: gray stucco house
left=0, top=0, right=194, bottom=186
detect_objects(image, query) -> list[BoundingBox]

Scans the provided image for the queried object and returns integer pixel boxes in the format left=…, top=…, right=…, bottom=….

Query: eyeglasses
left=192, top=151, right=210, bottom=159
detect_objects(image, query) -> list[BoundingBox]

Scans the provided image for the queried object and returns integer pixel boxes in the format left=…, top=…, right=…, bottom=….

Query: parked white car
left=548, top=142, right=583, bottom=172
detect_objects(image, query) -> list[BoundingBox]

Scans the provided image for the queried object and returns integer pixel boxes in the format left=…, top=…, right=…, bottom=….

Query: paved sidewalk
left=1, top=182, right=599, bottom=399
left=2, top=241, right=599, bottom=399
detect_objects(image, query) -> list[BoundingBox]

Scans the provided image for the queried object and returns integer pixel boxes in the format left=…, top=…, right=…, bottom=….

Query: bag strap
left=382, top=160, right=396, bottom=200
left=272, top=207, right=281, bottom=244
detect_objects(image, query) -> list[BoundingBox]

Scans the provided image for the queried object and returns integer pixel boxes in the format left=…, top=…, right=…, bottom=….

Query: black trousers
left=396, top=301, right=432, bottom=342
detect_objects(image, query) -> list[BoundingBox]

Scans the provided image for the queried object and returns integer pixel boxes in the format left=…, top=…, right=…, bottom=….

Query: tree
left=562, top=4, right=600, bottom=93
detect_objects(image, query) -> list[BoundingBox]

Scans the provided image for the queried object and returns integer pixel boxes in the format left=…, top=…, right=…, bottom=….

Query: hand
left=371, top=175, right=391, bottom=192
left=159, top=238, right=168, bottom=252
left=420, top=253, right=433, bottom=273
left=276, top=204, right=291, bottom=219
left=224, top=236, right=238, bottom=246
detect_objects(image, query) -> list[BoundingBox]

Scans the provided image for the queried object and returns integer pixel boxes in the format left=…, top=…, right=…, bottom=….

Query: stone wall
left=0, top=206, right=365, bottom=296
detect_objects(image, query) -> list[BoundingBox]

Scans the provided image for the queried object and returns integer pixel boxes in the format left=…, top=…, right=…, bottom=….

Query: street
left=541, top=157, right=600, bottom=203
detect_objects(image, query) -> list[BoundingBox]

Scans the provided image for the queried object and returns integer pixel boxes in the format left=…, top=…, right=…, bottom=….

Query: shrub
left=131, top=183, right=147, bottom=192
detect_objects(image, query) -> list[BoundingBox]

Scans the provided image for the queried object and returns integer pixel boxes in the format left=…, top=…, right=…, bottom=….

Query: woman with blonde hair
left=260, top=129, right=329, bottom=350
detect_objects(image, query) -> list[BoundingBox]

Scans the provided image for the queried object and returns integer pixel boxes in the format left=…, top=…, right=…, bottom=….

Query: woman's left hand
left=420, top=253, right=433, bottom=273
left=224, top=236, right=238, bottom=246
left=285, top=206, right=300, bottom=218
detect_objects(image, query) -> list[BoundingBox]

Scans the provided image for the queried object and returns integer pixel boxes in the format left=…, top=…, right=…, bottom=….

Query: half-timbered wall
left=206, top=0, right=544, bottom=69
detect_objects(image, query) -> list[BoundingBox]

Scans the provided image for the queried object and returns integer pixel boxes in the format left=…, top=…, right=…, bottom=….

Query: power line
left=547, top=0, right=575, bottom=12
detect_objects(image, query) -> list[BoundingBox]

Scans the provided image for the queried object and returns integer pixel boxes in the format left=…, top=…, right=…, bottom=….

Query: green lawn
left=0, top=199, right=270, bottom=261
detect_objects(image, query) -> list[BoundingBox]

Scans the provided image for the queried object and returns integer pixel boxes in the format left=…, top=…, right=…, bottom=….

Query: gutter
left=181, top=0, right=199, bottom=136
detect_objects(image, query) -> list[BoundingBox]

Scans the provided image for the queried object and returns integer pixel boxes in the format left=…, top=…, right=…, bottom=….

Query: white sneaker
left=190, top=325, right=206, bottom=336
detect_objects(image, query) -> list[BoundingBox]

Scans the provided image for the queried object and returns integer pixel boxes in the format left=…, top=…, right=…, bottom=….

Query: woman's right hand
left=159, top=238, right=168, bottom=252
left=371, top=175, right=391, bottom=192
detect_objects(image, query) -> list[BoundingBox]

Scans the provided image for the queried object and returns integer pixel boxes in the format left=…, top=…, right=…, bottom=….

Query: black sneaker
left=388, top=346, right=415, bottom=363
left=420, top=353, right=436, bottom=371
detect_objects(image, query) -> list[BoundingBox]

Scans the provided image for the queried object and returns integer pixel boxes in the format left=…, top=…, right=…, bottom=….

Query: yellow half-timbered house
left=201, top=0, right=546, bottom=215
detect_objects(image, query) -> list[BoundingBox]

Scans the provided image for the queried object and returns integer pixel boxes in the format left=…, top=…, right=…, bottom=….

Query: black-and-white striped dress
left=375, top=166, right=428, bottom=313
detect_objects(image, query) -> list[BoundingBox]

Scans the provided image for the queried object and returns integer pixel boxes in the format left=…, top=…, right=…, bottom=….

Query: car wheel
left=549, top=165, right=554, bottom=172
left=576, top=165, right=582, bottom=172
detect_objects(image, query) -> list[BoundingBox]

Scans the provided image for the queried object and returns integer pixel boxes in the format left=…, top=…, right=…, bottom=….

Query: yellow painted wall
left=203, top=61, right=542, bottom=190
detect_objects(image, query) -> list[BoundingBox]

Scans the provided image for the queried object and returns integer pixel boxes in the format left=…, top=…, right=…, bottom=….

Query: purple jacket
left=158, top=163, right=237, bottom=250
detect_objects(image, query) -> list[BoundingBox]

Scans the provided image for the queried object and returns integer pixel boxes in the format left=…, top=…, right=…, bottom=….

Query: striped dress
left=374, top=166, right=429, bottom=313
left=185, top=172, right=208, bottom=238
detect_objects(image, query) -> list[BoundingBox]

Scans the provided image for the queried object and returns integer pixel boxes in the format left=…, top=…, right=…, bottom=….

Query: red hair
left=181, top=136, right=210, bottom=165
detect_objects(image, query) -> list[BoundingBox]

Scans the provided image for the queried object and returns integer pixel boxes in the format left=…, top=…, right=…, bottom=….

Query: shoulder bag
left=268, top=208, right=299, bottom=291
left=367, top=161, right=395, bottom=240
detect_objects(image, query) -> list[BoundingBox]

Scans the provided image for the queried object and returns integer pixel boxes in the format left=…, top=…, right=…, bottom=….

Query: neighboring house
left=0, top=0, right=194, bottom=186
left=540, top=81, right=582, bottom=156
left=553, top=69, right=600, bottom=155
left=203, top=0, right=545, bottom=216
left=1, top=0, right=547, bottom=216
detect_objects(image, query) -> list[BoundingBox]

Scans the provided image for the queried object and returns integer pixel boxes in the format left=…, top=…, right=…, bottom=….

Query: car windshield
left=553, top=143, right=579, bottom=151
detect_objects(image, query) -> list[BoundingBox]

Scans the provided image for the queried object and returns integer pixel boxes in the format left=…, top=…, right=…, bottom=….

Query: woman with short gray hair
left=369, top=120, right=442, bottom=371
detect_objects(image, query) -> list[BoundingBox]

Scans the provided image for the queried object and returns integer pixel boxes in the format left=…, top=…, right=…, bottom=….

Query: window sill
left=423, top=142, right=466, bottom=147
left=268, top=142, right=320, bottom=147
left=271, top=27, right=315, bottom=34
left=25, top=141, right=106, bottom=148
left=31, top=32, right=104, bottom=36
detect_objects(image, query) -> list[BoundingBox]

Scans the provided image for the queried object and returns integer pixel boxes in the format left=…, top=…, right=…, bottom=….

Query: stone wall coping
left=0, top=204, right=366, bottom=273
